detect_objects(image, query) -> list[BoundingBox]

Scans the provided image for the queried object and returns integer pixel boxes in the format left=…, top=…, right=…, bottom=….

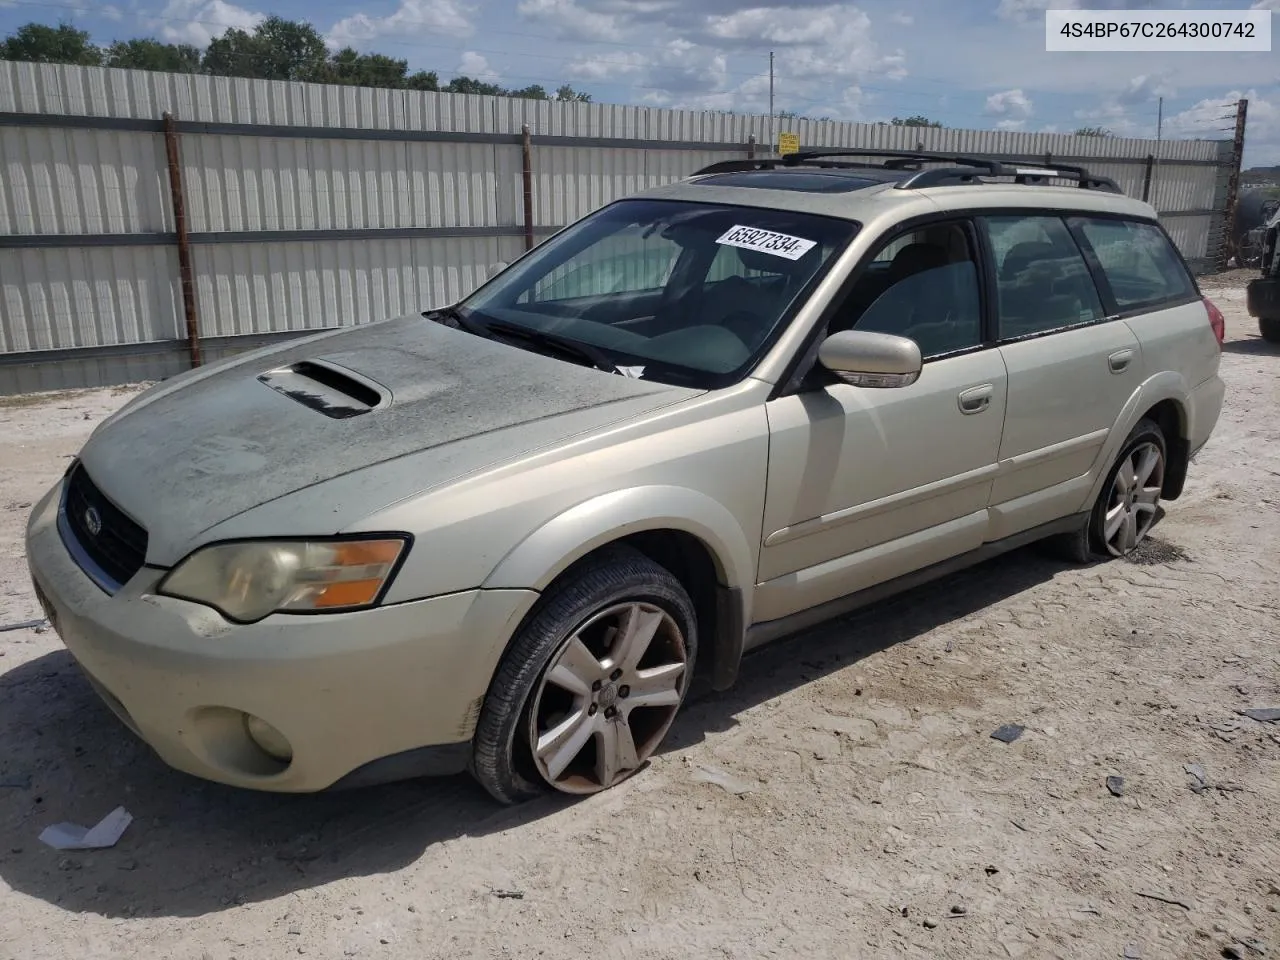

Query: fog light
left=244, top=714, right=293, bottom=762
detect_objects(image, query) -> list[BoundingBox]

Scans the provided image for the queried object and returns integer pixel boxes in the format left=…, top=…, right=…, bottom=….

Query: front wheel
left=1260, top=315, right=1280, bottom=344
left=470, top=546, right=697, bottom=804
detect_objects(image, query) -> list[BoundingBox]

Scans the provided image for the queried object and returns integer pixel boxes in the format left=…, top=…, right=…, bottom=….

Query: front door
left=755, top=219, right=1007, bottom=624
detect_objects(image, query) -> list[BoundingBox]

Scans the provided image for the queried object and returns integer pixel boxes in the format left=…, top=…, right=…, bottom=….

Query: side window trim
left=1066, top=215, right=1202, bottom=318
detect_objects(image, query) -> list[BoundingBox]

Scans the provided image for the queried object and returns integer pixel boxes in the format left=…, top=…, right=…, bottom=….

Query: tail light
left=1204, top=297, right=1225, bottom=347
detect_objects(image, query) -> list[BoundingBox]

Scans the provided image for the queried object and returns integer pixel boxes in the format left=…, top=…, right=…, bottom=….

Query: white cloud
left=1250, top=0, right=1279, bottom=9
left=1164, top=90, right=1276, bottom=165
left=1117, top=73, right=1175, bottom=105
left=891, top=11, right=914, bottom=25
left=100, top=4, right=124, bottom=20
left=986, top=88, right=1034, bottom=119
left=564, top=51, right=647, bottom=81
left=997, top=0, right=1074, bottom=23
left=155, top=0, right=264, bottom=47
left=456, top=51, right=498, bottom=79
left=516, top=0, right=625, bottom=41
left=327, top=0, right=474, bottom=49
left=996, top=119, right=1027, bottom=130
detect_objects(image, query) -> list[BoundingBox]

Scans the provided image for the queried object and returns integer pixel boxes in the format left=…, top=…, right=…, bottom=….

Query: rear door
left=981, top=213, right=1144, bottom=540
left=1067, top=216, right=1217, bottom=395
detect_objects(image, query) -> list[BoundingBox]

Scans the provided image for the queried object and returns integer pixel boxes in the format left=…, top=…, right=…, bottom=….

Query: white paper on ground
left=39, top=806, right=133, bottom=850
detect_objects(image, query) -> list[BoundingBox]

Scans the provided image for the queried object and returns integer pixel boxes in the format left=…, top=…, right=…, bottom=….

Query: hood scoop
left=257, top=360, right=387, bottom=419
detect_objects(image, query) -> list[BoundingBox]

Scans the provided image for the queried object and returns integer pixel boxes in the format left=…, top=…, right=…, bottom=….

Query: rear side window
left=1071, top=218, right=1196, bottom=311
left=981, top=215, right=1105, bottom=339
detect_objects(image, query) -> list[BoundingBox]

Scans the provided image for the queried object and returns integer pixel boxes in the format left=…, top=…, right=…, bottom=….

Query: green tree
left=1073, top=126, right=1113, bottom=137
left=443, top=75, right=505, bottom=96
left=322, top=47, right=409, bottom=88
left=405, top=70, right=440, bottom=91
left=505, top=83, right=549, bottom=100
left=202, top=16, right=328, bottom=82
left=0, top=22, right=102, bottom=66
left=555, top=84, right=591, bottom=103
left=104, top=38, right=200, bottom=73
left=890, top=115, right=943, bottom=128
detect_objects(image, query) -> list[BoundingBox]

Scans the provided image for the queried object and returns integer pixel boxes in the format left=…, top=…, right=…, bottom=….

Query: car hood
left=78, top=314, right=698, bottom=564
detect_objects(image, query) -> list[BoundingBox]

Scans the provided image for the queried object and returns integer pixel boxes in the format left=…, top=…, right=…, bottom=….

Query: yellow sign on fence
left=778, top=131, right=800, bottom=156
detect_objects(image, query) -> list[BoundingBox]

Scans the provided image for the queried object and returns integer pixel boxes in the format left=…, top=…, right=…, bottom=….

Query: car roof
left=634, top=151, right=1160, bottom=224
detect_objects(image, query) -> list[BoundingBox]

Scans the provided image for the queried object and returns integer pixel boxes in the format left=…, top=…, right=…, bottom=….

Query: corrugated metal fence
left=0, top=60, right=1235, bottom=395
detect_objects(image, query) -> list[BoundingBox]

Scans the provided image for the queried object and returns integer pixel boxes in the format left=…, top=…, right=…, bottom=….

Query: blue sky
left=2, top=0, right=1278, bottom=166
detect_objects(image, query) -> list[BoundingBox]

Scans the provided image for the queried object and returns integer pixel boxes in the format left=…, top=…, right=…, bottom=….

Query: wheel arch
left=482, top=485, right=756, bottom=691
left=1083, top=375, right=1192, bottom=509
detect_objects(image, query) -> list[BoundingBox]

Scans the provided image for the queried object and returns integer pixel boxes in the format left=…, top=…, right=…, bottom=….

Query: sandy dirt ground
left=1, top=276, right=1277, bottom=960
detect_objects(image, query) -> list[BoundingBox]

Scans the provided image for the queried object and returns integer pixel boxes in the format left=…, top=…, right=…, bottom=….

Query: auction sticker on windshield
left=716, top=225, right=817, bottom=261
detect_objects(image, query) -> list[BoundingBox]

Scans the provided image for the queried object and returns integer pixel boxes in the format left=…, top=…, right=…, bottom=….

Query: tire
left=1261, top=315, right=1280, bottom=344
left=1044, top=419, right=1167, bottom=563
left=470, top=545, right=698, bottom=805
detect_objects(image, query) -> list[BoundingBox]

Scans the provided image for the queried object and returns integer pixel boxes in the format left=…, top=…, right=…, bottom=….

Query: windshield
left=458, top=198, right=859, bottom=387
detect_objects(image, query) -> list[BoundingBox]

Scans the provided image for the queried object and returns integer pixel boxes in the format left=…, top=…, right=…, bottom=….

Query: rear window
left=1071, top=218, right=1196, bottom=311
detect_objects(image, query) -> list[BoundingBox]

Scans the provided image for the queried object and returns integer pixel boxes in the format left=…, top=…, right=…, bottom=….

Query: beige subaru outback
left=25, top=149, right=1225, bottom=803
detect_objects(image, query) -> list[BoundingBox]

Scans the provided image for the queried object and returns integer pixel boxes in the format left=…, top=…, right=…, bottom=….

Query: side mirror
left=817, top=330, right=922, bottom=388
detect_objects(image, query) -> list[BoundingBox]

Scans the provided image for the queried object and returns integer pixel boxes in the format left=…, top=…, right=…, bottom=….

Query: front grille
left=61, top=464, right=148, bottom=589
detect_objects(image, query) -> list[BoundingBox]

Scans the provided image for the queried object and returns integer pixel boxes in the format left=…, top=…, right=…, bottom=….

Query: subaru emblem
left=84, top=506, right=102, bottom=537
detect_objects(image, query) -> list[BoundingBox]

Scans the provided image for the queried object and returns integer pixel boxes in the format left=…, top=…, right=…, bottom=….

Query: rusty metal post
left=521, top=123, right=535, bottom=252
left=162, top=112, right=201, bottom=368
left=747, top=134, right=756, bottom=161
left=1221, top=98, right=1248, bottom=268
left=1141, top=153, right=1154, bottom=202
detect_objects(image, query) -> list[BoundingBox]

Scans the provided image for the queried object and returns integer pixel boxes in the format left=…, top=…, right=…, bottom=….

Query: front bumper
left=1246, top=277, right=1280, bottom=319
left=24, top=482, right=539, bottom=792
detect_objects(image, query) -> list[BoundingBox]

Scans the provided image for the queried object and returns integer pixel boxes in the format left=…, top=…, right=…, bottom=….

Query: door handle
left=1108, top=349, right=1134, bottom=373
left=957, top=383, right=993, bottom=414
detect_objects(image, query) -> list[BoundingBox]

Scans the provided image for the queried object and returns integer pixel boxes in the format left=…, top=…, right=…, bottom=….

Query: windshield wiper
left=484, top=321, right=619, bottom=374
left=424, top=304, right=491, bottom=339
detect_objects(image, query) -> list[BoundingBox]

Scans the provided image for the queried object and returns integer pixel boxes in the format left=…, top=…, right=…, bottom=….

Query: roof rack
left=691, top=148, right=1122, bottom=194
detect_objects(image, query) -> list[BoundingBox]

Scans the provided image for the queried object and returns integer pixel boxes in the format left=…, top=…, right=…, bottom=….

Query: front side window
left=461, top=199, right=859, bottom=388
left=1070, top=217, right=1197, bottom=311
left=833, top=221, right=983, bottom=358
left=982, top=215, right=1105, bottom=339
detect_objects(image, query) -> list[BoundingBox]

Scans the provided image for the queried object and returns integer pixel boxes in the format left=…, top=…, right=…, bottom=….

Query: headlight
left=158, top=537, right=408, bottom=623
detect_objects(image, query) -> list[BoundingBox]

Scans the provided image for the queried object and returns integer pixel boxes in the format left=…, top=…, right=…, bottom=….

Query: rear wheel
left=470, top=546, right=697, bottom=805
left=1260, top=315, right=1280, bottom=344
left=1044, top=419, right=1167, bottom=563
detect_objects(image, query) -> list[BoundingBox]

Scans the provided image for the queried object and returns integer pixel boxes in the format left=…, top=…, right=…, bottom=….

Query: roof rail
left=690, top=148, right=1122, bottom=194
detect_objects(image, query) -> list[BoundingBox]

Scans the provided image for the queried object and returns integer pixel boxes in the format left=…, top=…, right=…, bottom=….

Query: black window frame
left=1065, top=213, right=1203, bottom=319
left=774, top=213, right=996, bottom=398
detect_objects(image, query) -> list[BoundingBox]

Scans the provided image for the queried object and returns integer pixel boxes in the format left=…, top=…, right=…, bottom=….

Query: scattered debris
left=691, top=765, right=755, bottom=796
left=950, top=905, right=967, bottom=916
left=39, top=807, right=132, bottom=851
left=1185, top=763, right=1209, bottom=794
left=1124, top=945, right=1143, bottom=959
left=1135, top=889, right=1192, bottom=911
left=944, top=640, right=954, bottom=653
left=1232, top=937, right=1268, bottom=956
left=1106, top=776, right=1126, bottom=797
left=0, top=618, right=47, bottom=633
left=1010, top=819, right=1028, bottom=832
left=991, top=724, right=1025, bottom=744
left=1224, top=947, right=1246, bottom=960
left=1238, top=708, right=1280, bottom=724
left=491, top=889, right=525, bottom=900
left=1075, top=905, right=1102, bottom=916
left=985, top=865, right=1000, bottom=876
left=923, top=919, right=938, bottom=929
